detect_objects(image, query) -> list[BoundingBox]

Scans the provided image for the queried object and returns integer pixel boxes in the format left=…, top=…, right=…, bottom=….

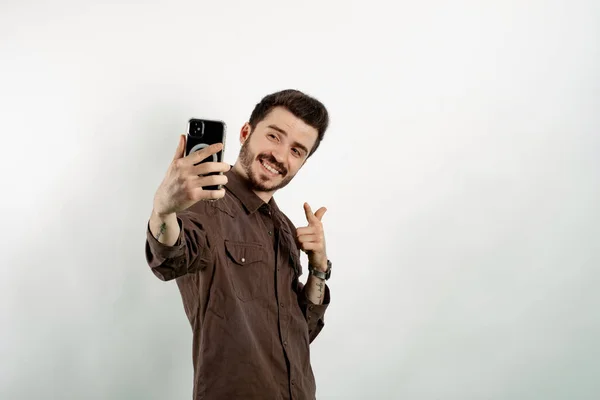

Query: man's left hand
left=296, top=202, right=328, bottom=271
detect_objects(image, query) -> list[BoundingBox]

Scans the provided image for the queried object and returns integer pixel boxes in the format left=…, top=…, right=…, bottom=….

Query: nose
left=271, top=145, right=285, bottom=163
left=267, top=146, right=287, bottom=174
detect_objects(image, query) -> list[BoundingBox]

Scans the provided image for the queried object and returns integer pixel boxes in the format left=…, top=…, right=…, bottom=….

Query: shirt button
left=268, top=231, right=273, bottom=236
left=280, top=303, right=284, bottom=308
left=283, top=341, right=288, bottom=346
left=241, top=257, right=245, bottom=263
left=309, top=306, right=314, bottom=311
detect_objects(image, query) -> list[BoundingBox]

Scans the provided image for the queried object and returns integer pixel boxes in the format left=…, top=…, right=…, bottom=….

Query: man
left=145, top=89, right=332, bottom=399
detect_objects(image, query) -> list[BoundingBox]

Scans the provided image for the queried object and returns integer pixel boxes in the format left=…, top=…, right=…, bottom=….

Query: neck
left=231, top=161, right=275, bottom=204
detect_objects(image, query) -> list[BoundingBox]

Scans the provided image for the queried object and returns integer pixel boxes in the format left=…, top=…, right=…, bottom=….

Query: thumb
left=314, top=207, right=327, bottom=221
left=173, top=134, right=186, bottom=161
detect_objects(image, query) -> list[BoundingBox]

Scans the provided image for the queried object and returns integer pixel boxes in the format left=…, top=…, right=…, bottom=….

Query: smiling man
left=145, top=89, right=332, bottom=400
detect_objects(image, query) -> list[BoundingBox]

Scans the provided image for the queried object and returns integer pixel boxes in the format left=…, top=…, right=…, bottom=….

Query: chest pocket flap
left=224, top=240, right=267, bottom=302
left=224, top=240, right=266, bottom=266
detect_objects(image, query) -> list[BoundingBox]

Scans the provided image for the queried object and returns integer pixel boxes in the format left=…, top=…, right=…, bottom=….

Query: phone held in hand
left=185, top=118, right=227, bottom=191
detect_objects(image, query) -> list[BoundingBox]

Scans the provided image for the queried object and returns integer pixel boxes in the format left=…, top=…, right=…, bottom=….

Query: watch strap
left=308, top=259, right=332, bottom=280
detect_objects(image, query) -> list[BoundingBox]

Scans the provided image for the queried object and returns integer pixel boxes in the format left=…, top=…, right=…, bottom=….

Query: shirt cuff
left=302, top=283, right=330, bottom=318
left=146, top=217, right=186, bottom=263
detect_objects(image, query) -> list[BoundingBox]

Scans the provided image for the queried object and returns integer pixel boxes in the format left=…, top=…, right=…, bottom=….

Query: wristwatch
left=308, top=259, right=332, bottom=281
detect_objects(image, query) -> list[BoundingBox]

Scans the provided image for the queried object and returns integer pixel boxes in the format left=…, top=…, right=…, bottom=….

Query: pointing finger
left=303, top=202, right=315, bottom=222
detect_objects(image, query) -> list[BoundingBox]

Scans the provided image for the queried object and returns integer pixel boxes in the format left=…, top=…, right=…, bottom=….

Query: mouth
left=259, top=159, right=283, bottom=177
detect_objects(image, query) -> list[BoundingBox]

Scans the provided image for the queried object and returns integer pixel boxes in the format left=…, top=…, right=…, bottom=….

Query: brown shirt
left=145, top=168, right=330, bottom=400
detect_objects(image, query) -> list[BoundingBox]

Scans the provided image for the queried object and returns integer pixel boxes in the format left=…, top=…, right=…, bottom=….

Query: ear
left=240, top=123, right=252, bottom=144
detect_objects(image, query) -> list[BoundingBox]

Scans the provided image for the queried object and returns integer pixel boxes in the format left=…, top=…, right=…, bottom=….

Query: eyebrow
left=267, top=124, right=310, bottom=155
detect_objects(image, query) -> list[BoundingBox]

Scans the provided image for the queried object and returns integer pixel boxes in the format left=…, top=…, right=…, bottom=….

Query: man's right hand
left=152, top=134, right=231, bottom=217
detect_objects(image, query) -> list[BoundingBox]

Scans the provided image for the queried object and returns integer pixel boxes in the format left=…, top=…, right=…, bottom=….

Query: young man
left=145, top=89, right=332, bottom=399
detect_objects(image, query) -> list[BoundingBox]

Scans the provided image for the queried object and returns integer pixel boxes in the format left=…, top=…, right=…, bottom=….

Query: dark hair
left=248, top=89, right=329, bottom=157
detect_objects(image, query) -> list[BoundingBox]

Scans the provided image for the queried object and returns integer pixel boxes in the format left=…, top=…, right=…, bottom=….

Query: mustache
left=259, top=155, right=287, bottom=175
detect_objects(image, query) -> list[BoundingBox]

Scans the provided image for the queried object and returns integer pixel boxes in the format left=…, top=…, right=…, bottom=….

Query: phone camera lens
left=190, top=120, right=204, bottom=137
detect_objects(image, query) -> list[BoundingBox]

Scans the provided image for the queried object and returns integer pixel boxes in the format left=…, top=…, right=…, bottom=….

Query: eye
left=292, top=148, right=301, bottom=157
left=268, top=133, right=279, bottom=141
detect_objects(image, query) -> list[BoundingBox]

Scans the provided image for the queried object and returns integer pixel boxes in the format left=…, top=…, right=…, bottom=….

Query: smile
left=260, top=159, right=282, bottom=176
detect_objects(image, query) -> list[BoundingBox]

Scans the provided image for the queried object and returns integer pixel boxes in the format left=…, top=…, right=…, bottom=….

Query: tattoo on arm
left=317, top=281, right=324, bottom=300
left=156, top=222, right=167, bottom=241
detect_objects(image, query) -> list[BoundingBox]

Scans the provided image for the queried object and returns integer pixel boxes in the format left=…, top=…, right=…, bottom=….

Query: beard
left=239, top=140, right=295, bottom=193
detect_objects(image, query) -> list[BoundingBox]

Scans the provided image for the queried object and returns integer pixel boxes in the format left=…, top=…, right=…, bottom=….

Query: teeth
left=261, top=160, right=280, bottom=174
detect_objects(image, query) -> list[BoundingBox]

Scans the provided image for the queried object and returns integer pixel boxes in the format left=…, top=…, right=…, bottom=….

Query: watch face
left=309, top=260, right=331, bottom=280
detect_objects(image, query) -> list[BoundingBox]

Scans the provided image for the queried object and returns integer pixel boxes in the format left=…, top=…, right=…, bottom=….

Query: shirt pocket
left=224, top=240, right=267, bottom=302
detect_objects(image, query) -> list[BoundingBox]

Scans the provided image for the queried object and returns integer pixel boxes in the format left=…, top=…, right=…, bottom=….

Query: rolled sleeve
left=144, top=214, right=212, bottom=281
left=298, top=282, right=331, bottom=342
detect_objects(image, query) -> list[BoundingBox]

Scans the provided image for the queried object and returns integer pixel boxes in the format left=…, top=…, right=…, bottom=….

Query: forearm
left=304, top=275, right=327, bottom=305
left=297, top=277, right=330, bottom=342
left=149, top=209, right=180, bottom=246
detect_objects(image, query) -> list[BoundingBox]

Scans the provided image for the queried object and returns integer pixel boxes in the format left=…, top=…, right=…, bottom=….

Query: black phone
left=185, top=118, right=227, bottom=191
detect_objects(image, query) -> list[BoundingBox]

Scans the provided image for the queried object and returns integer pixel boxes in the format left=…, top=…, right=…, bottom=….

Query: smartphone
left=185, top=118, right=227, bottom=191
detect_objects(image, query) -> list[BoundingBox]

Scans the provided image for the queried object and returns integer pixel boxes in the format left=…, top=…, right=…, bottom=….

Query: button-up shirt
left=145, top=168, right=330, bottom=399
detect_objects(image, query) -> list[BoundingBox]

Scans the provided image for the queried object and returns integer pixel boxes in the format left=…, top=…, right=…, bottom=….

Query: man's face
left=238, top=106, right=318, bottom=194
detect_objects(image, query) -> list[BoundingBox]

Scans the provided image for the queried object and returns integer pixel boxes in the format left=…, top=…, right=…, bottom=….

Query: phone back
left=185, top=118, right=227, bottom=190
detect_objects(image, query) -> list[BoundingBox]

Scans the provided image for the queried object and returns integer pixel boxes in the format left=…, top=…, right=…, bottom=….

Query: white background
left=1, top=0, right=599, bottom=399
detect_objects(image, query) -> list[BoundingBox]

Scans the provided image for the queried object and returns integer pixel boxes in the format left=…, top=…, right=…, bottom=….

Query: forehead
left=258, top=107, right=318, bottom=146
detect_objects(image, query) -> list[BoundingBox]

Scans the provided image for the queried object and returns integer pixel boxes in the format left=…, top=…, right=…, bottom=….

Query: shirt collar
left=225, top=167, right=281, bottom=215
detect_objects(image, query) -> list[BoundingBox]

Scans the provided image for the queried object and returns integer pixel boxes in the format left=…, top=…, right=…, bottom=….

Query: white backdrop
left=1, top=1, right=599, bottom=399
